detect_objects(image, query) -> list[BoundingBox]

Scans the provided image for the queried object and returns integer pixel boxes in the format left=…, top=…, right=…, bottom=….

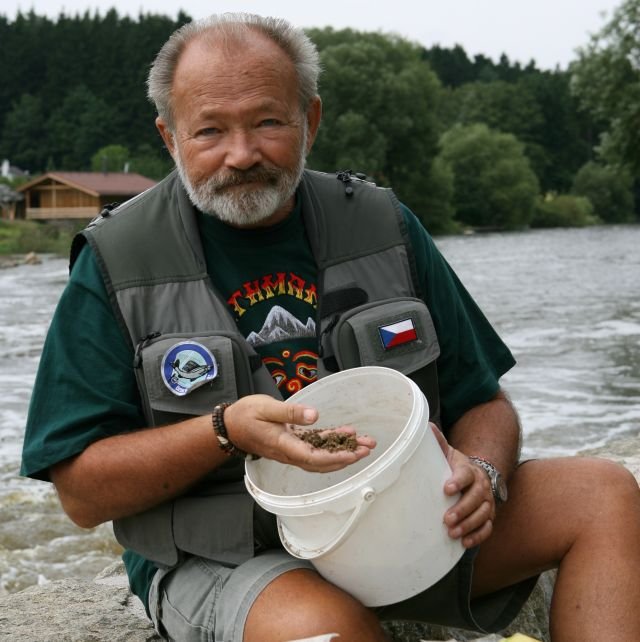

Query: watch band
left=468, top=456, right=508, bottom=503
left=468, top=455, right=496, bottom=472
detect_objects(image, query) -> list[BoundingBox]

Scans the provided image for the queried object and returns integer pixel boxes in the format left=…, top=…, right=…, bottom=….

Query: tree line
left=0, top=3, right=637, bottom=233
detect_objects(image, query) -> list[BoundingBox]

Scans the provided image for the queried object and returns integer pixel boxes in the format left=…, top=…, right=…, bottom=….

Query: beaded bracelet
left=211, top=402, right=247, bottom=458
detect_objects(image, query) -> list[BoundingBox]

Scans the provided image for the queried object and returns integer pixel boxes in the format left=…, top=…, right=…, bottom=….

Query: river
left=1, top=224, right=638, bottom=595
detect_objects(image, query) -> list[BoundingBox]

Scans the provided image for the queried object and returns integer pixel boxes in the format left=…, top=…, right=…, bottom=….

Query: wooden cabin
left=16, top=171, right=157, bottom=220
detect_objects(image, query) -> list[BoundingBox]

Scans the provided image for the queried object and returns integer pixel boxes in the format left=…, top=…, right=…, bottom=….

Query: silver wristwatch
left=469, top=456, right=508, bottom=504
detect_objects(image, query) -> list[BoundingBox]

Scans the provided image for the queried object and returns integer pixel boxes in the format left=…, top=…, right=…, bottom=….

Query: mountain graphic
left=246, top=305, right=316, bottom=347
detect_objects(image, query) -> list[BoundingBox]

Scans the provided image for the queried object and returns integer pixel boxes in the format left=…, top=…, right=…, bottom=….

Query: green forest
left=1, top=1, right=638, bottom=233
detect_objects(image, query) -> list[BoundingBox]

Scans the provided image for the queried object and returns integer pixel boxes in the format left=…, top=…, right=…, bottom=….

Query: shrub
left=437, top=123, right=539, bottom=230
left=531, top=194, right=599, bottom=228
left=571, top=161, right=635, bottom=223
left=0, top=220, right=84, bottom=255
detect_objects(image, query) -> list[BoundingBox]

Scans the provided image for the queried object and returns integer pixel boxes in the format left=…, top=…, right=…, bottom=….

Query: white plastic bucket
left=244, top=366, right=465, bottom=606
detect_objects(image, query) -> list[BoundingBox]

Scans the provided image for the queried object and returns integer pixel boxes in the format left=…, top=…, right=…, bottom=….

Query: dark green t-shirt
left=21, top=199, right=514, bottom=612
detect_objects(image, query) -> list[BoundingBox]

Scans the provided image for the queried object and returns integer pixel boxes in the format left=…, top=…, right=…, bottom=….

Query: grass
left=0, top=219, right=87, bottom=256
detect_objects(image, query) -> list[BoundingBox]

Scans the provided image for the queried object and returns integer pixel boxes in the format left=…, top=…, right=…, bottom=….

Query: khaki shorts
left=148, top=547, right=536, bottom=642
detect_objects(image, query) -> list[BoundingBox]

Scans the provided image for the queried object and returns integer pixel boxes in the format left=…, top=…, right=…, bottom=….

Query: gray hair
left=147, top=13, right=321, bottom=130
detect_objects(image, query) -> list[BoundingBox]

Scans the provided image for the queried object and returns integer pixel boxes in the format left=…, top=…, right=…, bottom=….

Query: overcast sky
left=3, top=0, right=621, bottom=70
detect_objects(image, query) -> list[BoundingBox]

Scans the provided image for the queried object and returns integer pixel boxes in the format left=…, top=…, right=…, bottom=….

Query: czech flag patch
left=378, top=318, right=418, bottom=350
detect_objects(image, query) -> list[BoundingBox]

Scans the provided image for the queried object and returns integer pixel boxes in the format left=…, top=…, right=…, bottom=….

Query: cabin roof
left=17, top=171, right=157, bottom=197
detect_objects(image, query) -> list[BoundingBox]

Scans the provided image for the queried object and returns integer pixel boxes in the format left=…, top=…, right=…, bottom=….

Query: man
left=22, top=13, right=640, bottom=642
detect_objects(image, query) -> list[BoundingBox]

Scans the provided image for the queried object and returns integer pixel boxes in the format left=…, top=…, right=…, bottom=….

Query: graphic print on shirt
left=226, top=271, right=318, bottom=397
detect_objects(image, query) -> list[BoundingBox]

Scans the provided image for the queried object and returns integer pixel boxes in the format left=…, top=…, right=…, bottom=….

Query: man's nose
left=223, top=129, right=262, bottom=170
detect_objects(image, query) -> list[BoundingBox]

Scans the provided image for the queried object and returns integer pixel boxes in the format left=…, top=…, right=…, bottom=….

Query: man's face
left=158, top=32, right=321, bottom=228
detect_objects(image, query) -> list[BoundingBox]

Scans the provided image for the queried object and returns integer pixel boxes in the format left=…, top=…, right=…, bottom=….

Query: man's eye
left=196, top=127, right=219, bottom=137
left=259, top=119, right=281, bottom=127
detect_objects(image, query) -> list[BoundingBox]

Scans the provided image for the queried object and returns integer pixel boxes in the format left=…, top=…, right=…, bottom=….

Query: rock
left=580, top=435, right=640, bottom=478
left=24, top=251, right=42, bottom=265
left=0, top=251, right=42, bottom=269
left=1, top=439, right=637, bottom=641
left=0, top=562, right=161, bottom=641
left=0, top=559, right=552, bottom=642
left=0, top=256, right=21, bottom=269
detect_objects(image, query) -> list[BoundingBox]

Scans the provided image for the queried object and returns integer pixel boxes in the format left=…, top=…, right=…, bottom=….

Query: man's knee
left=532, top=456, right=640, bottom=534
left=586, top=457, right=640, bottom=514
left=487, top=457, right=638, bottom=551
left=245, top=568, right=388, bottom=642
left=569, top=456, right=638, bottom=503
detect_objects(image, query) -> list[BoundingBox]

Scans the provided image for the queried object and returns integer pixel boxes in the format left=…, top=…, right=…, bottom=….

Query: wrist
left=212, top=402, right=248, bottom=459
left=468, top=456, right=508, bottom=504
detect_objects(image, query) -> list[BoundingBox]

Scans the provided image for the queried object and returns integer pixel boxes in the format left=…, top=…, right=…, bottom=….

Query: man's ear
left=304, top=96, right=322, bottom=155
left=156, top=117, right=176, bottom=158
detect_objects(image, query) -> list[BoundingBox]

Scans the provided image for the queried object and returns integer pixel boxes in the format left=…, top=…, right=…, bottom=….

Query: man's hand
left=224, top=395, right=376, bottom=472
left=432, top=424, right=495, bottom=548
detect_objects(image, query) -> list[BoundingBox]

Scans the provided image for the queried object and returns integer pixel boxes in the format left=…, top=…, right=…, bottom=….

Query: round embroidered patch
left=161, top=341, right=218, bottom=396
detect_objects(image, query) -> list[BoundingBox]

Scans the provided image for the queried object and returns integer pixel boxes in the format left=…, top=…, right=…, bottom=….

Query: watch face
left=495, top=477, right=508, bottom=503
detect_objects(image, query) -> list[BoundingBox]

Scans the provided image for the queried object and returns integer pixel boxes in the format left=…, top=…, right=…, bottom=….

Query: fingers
left=248, top=394, right=319, bottom=427
left=277, top=424, right=376, bottom=473
left=286, top=440, right=375, bottom=473
left=444, top=458, right=495, bottom=548
left=283, top=401, right=319, bottom=427
left=445, top=498, right=494, bottom=547
left=222, top=395, right=376, bottom=473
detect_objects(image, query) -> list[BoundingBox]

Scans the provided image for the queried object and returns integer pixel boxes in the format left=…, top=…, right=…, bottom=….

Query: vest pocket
left=331, top=297, right=440, bottom=374
left=135, top=332, right=254, bottom=423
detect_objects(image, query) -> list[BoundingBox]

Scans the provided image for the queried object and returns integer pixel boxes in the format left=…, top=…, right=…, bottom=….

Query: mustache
left=208, top=166, right=282, bottom=190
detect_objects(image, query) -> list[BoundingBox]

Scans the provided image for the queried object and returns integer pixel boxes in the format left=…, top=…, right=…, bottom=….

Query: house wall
left=25, top=180, right=100, bottom=219
left=20, top=175, right=153, bottom=220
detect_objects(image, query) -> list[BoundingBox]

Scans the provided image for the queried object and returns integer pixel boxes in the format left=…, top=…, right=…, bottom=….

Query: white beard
left=174, top=129, right=307, bottom=227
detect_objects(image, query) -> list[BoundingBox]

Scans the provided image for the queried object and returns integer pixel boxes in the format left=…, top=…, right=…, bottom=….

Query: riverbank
left=0, top=219, right=84, bottom=257
left=1, top=437, right=637, bottom=642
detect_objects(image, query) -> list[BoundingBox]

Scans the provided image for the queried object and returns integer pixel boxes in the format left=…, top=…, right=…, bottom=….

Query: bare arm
left=447, top=389, right=521, bottom=478
left=51, top=394, right=376, bottom=528
left=51, top=413, right=222, bottom=528
left=435, top=389, right=522, bottom=548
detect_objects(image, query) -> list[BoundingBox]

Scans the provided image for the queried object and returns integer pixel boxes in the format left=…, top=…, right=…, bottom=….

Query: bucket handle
left=278, top=486, right=376, bottom=560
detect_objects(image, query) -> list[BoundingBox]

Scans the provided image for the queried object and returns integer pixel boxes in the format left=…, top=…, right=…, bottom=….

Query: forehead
left=171, top=30, right=299, bottom=112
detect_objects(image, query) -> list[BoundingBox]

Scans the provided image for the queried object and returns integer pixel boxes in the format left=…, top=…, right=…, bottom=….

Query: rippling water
left=1, top=224, right=639, bottom=594
left=0, top=258, right=121, bottom=595
left=435, top=225, right=640, bottom=457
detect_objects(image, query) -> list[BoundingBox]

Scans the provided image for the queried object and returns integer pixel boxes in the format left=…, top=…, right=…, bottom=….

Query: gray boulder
left=0, top=560, right=554, bottom=642
left=0, top=562, right=160, bottom=642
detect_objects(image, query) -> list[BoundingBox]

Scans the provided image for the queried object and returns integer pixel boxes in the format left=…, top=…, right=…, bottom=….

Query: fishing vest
left=71, top=169, right=441, bottom=568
